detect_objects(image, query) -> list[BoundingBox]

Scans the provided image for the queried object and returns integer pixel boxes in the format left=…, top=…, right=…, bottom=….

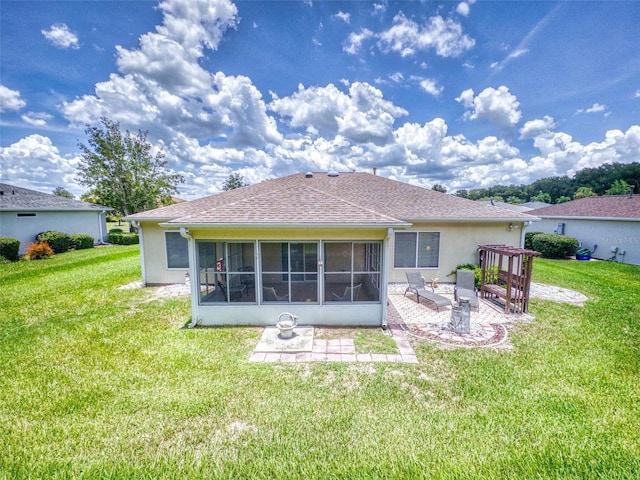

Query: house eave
left=536, top=215, right=640, bottom=222
left=401, top=216, right=540, bottom=223
left=158, top=221, right=410, bottom=229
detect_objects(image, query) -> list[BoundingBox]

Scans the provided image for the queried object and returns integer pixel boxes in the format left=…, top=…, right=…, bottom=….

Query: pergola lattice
left=478, top=244, right=540, bottom=314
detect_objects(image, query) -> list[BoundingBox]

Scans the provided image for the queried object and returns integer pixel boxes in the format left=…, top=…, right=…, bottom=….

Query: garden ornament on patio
left=276, top=312, right=298, bottom=339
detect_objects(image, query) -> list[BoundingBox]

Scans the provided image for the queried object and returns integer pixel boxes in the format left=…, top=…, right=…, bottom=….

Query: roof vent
left=328, top=171, right=339, bottom=177
left=305, top=172, right=313, bottom=178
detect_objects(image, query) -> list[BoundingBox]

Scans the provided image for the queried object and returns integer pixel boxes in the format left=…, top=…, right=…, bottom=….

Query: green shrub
left=524, top=231, right=543, bottom=250
left=35, top=231, right=71, bottom=254
left=449, top=264, right=495, bottom=289
left=70, top=234, right=94, bottom=250
left=108, top=232, right=139, bottom=245
left=109, top=228, right=124, bottom=234
left=0, top=237, right=20, bottom=261
left=531, top=233, right=579, bottom=259
left=25, top=241, right=54, bottom=260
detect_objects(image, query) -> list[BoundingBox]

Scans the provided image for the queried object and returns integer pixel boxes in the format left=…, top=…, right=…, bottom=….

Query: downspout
left=180, top=227, right=199, bottom=328
left=138, top=225, right=147, bottom=285
left=98, top=210, right=106, bottom=244
left=381, top=227, right=393, bottom=329
left=520, top=221, right=531, bottom=248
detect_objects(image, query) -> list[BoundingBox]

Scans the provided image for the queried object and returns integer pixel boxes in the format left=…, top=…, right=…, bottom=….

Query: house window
left=198, top=241, right=255, bottom=303
left=260, top=242, right=318, bottom=303
left=394, top=232, right=440, bottom=268
left=17, top=213, right=36, bottom=217
left=324, top=242, right=381, bottom=302
left=165, top=232, right=189, bottom=269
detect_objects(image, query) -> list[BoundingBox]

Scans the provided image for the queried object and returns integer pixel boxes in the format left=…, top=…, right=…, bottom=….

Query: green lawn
left=1, top=247, right=638, bottom=479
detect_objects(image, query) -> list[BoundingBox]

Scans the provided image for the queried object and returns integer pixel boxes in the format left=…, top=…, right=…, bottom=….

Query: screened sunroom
left=183, top=233, right=389, bottom=327
left=196, top=240, right=382, bottom=306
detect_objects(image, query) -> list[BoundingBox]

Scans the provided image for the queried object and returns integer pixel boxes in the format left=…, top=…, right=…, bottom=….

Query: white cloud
left=519, top=116, right=556, bottom=139
left=377, top=12, right=475, bottom=58
left=456, top=3, right=470, bottom=17
left=456, top=86, right=522, bottom=133
left=332, top=11, right=350, bottom=23
left=576, top=103, right=607, bottom=115
left=41, top=23, right=80, bottom=49
left=635, top=90, right=640, bottom=98
left=61, top=0, right=282, bottom=149
left=0, top=135, right=81, bottom=194
left=417, top=78, right=443, bottom=97
left=343, top=28, right=374, bottom=55
left=270, top=82, right=408, bottom=145
left=21, top=112, right=53, bottom=127
left=0, top=85, right=26, bottom=112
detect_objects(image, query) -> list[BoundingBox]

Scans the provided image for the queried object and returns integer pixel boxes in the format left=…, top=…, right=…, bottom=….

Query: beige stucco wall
left=139, top=220, right=525, bottom=285
left=138, top=222, right=389, bottom=285
left=387, top=221, right=526, bottom=284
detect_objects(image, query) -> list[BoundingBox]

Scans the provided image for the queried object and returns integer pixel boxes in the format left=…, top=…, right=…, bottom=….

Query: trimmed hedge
left=108, top=232, right=139, bottom=245
left=0, top=237, right=20, bottom=261
left=531, top=233, right=579, bottom=259
left=70, top=234, right=94, bottom=250
left=524, top=231, right=543, bottom=250
left=35, top=231, right=71, bottom=254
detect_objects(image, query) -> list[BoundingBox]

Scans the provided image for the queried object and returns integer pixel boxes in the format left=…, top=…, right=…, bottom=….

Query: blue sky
left=1, top=0, right=639, bottom=199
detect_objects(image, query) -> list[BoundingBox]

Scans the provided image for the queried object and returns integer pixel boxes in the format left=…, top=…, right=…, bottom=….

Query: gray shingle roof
left=0, top=183, right=111, bottom=211
left=528, top=195, right=640, bottom=220
left=127, top=172, right=537, bottom=226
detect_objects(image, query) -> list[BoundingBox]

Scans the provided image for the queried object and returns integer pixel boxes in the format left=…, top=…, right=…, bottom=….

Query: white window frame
left=165, top=231, right=189, bottom=269
left=393, top=231, right=441, bottom=269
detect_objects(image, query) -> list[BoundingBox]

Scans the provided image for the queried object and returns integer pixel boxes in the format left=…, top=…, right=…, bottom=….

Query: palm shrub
left=70, top=233, right=94, bottom=250
left=0, top=237, right=20, bottom=261
left=25, top=241, right=54, bottom=260
left=35, top=231, right=71, bottom=254
left=531, top=233, right=579, bottom=258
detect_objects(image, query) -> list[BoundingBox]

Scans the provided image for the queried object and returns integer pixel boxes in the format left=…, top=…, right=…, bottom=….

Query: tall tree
left=222, top=172, right=249, bottom=191
left=53, top=186, right=74, bottom=199
left=76, top=117, right=184, bottom=217
left=605, top=179, right=630, bottom=195
left=431, top=184, right=447, bottom=193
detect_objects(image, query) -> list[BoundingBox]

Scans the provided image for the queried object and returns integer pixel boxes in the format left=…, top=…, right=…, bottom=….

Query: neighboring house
left=127, top=172, right=537, bottom=327
left=0, top=183, right=111, bottom=253
left=478, top=200, right=535, bottom=213
left=526, top=195, right=640, bottom=265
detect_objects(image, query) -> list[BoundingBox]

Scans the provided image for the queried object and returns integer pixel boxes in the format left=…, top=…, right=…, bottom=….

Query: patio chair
left=332, top=283, right=361, bottom=302
left=454, top=269, right=479, bottom=312
left=404, top=271, right=451, bottom=312
left=263, top=286, right=289, bottom=302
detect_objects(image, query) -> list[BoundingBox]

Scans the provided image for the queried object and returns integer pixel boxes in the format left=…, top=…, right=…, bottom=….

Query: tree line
left=453, top=162, right=640, bottom=204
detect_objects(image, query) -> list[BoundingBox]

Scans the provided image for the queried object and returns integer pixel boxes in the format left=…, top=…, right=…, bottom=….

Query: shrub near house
left=0, top=237, right=20, bottom=261
left=531, top=233, right=579, bottom=259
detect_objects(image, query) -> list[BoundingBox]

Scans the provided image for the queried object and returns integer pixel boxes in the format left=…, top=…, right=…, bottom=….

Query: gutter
left=533, top=215, right=640, bottom=222
left=159, top=221, right=410, bottom=229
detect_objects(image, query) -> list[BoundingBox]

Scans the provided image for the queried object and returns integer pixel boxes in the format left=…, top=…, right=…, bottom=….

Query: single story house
left=526, top=194, right=640, bottom=265
left=126, top=172, right=538, bottom=327
left=0, top=183, right=111, bottom=254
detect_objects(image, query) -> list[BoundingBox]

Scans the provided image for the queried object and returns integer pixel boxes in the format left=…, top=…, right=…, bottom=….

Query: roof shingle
left=0, top=183, right=110, bottom=211
left=127, top=172, right=536, bottom=226
left=528, top=195, right=640, bottom=220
